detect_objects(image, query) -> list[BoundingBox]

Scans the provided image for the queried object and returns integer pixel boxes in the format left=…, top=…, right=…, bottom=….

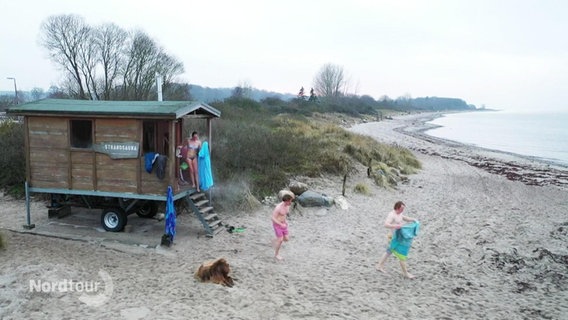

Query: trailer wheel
left=136, top=201, right=158, bottom=218
left=101, top=208, right=127, bottom=232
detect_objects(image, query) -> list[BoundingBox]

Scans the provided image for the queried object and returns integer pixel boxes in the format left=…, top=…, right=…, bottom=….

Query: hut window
left=70, top=120, right=93, bottom=148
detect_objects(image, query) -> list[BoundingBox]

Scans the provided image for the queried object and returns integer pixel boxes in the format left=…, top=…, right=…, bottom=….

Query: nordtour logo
left=29, top=269, right=113, bottom=307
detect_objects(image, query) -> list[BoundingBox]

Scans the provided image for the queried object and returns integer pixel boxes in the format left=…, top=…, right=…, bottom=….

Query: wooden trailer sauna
left=8, top=99, right=222, bottom=234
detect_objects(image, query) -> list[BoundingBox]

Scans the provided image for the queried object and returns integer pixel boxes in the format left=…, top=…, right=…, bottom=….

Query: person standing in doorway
left=186, top=131, right=202, bottom=192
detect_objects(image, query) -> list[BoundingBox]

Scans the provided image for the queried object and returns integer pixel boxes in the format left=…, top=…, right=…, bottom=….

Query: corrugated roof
left=7, top=99, right=221, bottom=119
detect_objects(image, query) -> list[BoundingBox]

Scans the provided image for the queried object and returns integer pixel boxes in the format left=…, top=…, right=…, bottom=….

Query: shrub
left=204, top=100, right=422, bottom=200
left=353, top=183, right=370, bottom=195
left=211, top=176, right=262, bottom=213
left=0, top=121, right=25, bottom=197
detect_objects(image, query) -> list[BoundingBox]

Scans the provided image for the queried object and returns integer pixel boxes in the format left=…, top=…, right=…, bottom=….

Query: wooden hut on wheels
left=7, top=99, right=223, bottom=236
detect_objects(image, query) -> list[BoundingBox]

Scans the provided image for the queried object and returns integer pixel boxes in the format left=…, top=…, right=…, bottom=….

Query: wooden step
left=213, top=225, right=225, bottom=235
left=201, top=207, right=213, bottom=215
left=206, top=225, right=225, bottom=238
left=194, top=199, right=209, bottom=208
left=190, top=193, right=205, bottom=201
left=208, top=220, right=222, bottom=228
left=185, top=193, right=222, bottom=238
left=204, top=213, right=218, bottom=221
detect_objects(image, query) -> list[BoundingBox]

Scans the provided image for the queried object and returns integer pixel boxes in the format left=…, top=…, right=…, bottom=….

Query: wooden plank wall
left=71, top=151, right=94, bottom=190
left=26, top=116, right=173, bottom=197
left=140, top=157, right=169, bottom=195
left=95, top=119, right=139, bottom=193
left=28, top=117, right=69, bottom=189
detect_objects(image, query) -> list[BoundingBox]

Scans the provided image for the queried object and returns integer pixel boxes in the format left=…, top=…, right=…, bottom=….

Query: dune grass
left=207, top=99, right=422, bottom=205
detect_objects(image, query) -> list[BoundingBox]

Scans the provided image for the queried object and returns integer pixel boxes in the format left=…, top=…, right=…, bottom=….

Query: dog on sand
left=194, top=258, right=235, bottom=287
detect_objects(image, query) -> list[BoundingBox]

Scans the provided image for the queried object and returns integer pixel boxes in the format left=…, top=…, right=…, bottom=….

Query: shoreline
left=354, top=112, right=568, bottom=189
left=414, top=111, right=568, bottom=169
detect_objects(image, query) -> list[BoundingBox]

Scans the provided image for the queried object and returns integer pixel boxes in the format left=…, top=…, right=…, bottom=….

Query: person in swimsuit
left=271, top=193, right=294, bottom=261
left=186, top=131, right=202, bottom=192
left=376, top=201, right=417, bottom=279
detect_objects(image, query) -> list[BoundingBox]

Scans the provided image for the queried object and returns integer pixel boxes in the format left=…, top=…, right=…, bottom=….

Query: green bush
left=0, top=121, right=25, bottom=197
left=206, top=100, right=421, bottom=199
left=353, top=183, right=370, bottom=195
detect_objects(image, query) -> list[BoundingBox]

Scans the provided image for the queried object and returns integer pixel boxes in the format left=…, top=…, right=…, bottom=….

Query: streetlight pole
left=6, top=77, right=18, bottom=104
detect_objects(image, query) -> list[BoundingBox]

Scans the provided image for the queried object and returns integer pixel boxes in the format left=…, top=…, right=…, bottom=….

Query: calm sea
left=425, top=110, right=568, bottom=167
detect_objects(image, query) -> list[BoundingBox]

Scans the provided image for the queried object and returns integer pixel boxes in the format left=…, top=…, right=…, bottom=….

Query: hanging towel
left=389, top=221, right=420, bottom=261
left=144, top=152, right=159, bottom=173
left=156, top=155, right=167, bottom=180
left=198, top=141, right=214, bottom=191
left=164, top=186, right=176, bottom=242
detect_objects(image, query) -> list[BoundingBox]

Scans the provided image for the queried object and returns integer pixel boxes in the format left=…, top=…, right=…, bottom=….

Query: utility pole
left=6, top=77, right=18, bottom=104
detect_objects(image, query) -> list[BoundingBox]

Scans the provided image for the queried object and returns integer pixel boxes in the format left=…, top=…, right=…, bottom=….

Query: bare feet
left=376, top=265, right=387, bottom=273
left=275, top=255, right=284, bottom=261
left=405, top=273, right=415, bottom=279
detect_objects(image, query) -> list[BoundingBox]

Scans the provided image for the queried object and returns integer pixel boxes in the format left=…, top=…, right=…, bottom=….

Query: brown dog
left=194, top=258, right=235, bottom=287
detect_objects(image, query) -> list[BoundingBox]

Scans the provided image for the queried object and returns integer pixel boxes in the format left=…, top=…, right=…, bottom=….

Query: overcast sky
left=1, top=0, right=567, bottom=111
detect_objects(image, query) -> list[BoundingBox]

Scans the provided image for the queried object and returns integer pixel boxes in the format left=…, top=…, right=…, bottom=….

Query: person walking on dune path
left=376, top=201, right=418, bottom=279
left=271, top=193, right=294, bottom=261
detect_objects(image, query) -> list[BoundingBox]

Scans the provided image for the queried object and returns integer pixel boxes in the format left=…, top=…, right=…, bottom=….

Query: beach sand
left=1, top=113, right=567, bottom=320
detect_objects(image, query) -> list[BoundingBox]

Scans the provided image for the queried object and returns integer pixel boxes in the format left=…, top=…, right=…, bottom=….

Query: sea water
left=425, top=110, right=568, bottom=167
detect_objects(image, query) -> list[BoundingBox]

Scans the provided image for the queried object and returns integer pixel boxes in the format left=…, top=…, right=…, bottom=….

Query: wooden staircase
left=185, top=192, right=224, bottom=237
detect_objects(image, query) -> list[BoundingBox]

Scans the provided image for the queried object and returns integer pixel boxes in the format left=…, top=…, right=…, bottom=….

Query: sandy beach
left=1, top=113, right=567, bottom=320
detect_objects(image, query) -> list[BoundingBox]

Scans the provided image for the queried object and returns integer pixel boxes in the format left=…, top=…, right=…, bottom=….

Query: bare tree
left=95, top=23, right=128, bottom=100
left=163, top=83, right=191, bottom=100
left=308, top=87, right=317, bottom=102
left=40, top=14, right=91, bottom=99
left=47, top=86, right=69, bottom=99
left=297, top=86, right=305, bottom=100
left=30, top=88, right=45, bottom=101
left=155, top=52, right=184, bottom=86
left=122, top=30, right=185, bottom=100
left=0, top=96, right=13, bottom=110
left=78, top=30, right=99, bottom=99
left=396, top=93, right=413, bottom=108
left=313, top=63, right=346, bottom=99
left=40, top=15, right=185, bottom=101
left=231, top=80, right=253, bottom=99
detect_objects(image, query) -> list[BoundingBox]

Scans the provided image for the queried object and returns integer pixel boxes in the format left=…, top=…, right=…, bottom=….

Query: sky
left=1, top=0, right=567, bottom=112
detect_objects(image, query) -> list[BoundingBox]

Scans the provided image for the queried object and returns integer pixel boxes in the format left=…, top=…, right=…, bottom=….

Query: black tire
left=136, top=201, right=158, bottom=218
left=101, top=208, right=127, bottom=232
